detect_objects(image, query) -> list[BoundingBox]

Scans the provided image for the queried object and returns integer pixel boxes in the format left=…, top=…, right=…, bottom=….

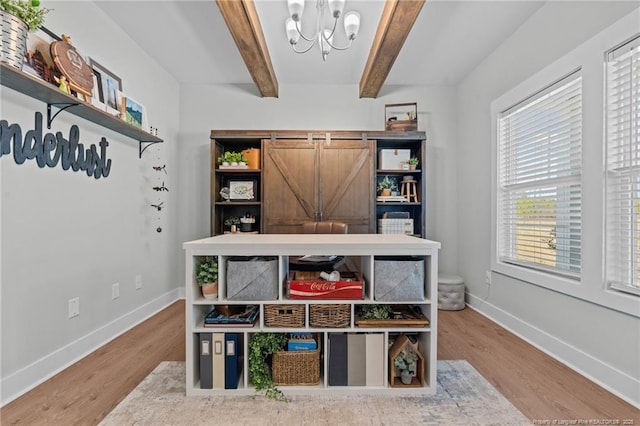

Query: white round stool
left=438, top=274, right=465, bottom=311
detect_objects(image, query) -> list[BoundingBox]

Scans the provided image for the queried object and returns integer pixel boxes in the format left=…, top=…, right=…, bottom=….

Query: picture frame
left=88, top=58, right=122, bottom=111
left=23, top=27, right=60, bottom=85
left=121, top=96, right=146, bottom=129
left=228, top=180, right=256, bottom=201
left=385, top=103, right=418, bottom=132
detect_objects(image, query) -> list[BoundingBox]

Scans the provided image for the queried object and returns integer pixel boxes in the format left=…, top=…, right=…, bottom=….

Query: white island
left=183, top=233, right=440, bottom=396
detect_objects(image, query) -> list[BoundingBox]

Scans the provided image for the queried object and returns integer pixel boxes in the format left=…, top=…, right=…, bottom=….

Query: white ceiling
left=95, top=0, right=545, bottom=90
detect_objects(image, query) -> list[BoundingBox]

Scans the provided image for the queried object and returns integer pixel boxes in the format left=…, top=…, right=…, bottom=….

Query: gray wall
left=0, top=1, right=181, bottom=404
left=457, top=1, right=640, bottom=406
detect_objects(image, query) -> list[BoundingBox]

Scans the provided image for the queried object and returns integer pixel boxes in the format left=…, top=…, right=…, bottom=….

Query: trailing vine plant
left=248, top=332, right=289, bottom=402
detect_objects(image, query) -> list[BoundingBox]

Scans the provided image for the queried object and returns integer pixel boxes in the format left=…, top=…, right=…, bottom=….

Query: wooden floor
left=1, top=300, right=638, bottom=425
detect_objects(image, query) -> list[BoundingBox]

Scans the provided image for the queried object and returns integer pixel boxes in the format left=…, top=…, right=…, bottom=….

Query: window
left=606, top=35, right=640, bottom=296
left=497, top=72, right=582, bottom=277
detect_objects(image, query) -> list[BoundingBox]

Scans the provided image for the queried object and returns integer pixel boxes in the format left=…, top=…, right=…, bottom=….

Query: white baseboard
left=466, top=293, right=640, bottom=409
left=1, top=288, right=183, bottom=407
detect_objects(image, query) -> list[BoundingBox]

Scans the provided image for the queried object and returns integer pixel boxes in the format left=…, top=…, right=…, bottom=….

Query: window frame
left=490, top=10, right=640, bottom=317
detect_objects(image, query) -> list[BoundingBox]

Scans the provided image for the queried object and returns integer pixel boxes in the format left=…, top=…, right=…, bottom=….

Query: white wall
left=0, top=1, right=181, bottom=404
left=457, top=1, right=640, bottom=406
left=177, top=83, right=459, bottom=278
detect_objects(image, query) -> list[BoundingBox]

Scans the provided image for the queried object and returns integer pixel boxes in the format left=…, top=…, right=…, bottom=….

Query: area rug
left=100, top=361, right=530, bottom=426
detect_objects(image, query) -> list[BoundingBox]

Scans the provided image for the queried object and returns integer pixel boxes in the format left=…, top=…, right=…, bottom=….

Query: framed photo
left=23, top=27, right=60, bottom=84
left=385, top=103, right=417, bottom=132
left=121, top=96, right=146, bottom=129
left=228, top=180, right=256, bottom=201
left=88, top=58, right=122, bottom=111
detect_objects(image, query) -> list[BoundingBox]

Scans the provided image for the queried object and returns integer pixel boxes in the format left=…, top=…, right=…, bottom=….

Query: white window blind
left=606, top=35, right=640, bottom=296
left=497, top=72, right=582, bottom=277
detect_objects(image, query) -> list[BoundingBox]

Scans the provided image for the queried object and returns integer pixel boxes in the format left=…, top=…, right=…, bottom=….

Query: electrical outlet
left=68, top=297, right=79, bottom=318
left=112, top=283, right=120, bottom=300
left=135, top=275, right=142, bottom=290
left=485, top=270, right=492, bottom=286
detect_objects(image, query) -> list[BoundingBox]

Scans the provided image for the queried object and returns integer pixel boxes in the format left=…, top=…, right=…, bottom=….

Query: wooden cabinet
left=263, top=134, right=374, bottom=234
left=210, top=131, right=427, bottom=237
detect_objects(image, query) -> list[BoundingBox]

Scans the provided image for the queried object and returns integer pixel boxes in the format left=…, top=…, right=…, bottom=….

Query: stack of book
left=203, top=305, right=259, bottom=327
left=287, top=332, right=317, bottom=351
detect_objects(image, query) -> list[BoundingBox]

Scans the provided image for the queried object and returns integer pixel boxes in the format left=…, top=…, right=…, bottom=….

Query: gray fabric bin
left=374, top=256, right=425, bottom=301
left=226, top=256, right=278, bottom=300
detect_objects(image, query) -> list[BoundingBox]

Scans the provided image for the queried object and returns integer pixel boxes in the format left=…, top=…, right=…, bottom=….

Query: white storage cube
left=378, top=149, right=410, bottom=169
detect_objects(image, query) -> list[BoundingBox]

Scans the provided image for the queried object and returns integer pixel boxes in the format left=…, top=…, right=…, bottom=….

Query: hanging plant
left=248, top=332, right=289, bottom=402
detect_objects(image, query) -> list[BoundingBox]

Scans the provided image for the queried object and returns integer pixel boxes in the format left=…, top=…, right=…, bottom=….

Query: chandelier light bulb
left=327, top=0, right=345, bottom=18
left=320, top=28, right=333, bottom=60
left=285, top=18, right=300, bottom=44
left=287, top=0, right=305, bottom=21
left=343, top=10, right=360, bottom=40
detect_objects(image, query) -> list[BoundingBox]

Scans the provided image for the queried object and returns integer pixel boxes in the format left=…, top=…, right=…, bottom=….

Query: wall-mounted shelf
left=0, top=63, right=163, bottom=154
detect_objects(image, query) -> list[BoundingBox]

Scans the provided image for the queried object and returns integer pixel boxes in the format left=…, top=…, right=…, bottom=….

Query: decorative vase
left=201, top=282, right=218, bottom=299
left=0, top=10, right=29, bottom=70
left=400, top=370, right=413, bottom=385
left=242, top=148, right=261, bottom=169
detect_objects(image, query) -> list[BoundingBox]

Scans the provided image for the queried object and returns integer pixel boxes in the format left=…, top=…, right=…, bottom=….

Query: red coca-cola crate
left=287, top=271, right=365, bottom=300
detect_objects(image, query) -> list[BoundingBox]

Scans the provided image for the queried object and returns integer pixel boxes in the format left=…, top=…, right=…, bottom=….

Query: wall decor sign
left=0, top=112, right=112, bottom=179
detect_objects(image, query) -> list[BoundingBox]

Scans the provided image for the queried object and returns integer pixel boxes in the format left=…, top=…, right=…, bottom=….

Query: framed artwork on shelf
left=121, top=96, right=146, bottom=129
left=22, top=27, right=60, bottom=85
left=228, top=180, right=256, bottom=201
left=88, top=58, right=122, bottom=112
left=385, top=103, right=417, bottom=132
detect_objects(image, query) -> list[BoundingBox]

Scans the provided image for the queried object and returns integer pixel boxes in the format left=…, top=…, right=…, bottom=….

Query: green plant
left=0, top=0, right=50, bottom=31
left=377, top=176, right=396, bottom=192
left=218, top=151, right=247, bottom=164
left=224, top=216, right=240, bottom=228
left=248, top=333, right=289, bottom=401
left=359, top=304, right=392, bottom=320
left=196, top=256, right=218, bottom=285
left=394, top=348, right=418, bottom=373
left=407, top=156, right=419, bottom=166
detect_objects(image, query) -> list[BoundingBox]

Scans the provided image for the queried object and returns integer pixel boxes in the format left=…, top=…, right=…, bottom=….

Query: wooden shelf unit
left=183, top=233, right=440, bottom=396
left=0, top=63, right=162, bottom=153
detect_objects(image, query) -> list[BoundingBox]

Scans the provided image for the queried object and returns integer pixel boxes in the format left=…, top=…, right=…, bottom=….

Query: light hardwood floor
left=1, top=300, right=638, bottom=425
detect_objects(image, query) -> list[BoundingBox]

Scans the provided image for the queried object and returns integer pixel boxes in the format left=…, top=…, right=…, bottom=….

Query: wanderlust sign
left=0, top=112, right=112, bottom=179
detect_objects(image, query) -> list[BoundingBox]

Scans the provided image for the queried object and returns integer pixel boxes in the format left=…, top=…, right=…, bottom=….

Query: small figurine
left=54, top=75, right=71, bottom=94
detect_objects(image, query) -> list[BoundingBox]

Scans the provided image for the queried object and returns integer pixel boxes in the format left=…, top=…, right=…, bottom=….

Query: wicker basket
left=272, top=349, right=320, bottom=385
left=264, top=304, right=305, bottom=328
left=310, top=304, right=351, bottom=328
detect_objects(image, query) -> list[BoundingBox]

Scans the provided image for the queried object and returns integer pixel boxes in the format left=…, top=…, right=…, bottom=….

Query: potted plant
left=224, top=216, right=240, bottom=233
left=359, top=304, right=392, bottom=320
left=377, top=175, right=396, bottom=196
left=248, top=332, right=289, bottom=401
left=196, top=256, right=218, bottom=299
left=394, top=347, right=418, bottom=385
left=407, top=156, right=419, bottom=170
left=0, top=0, right=50, bottom=69
left=218, top=151, right=248, bottom=167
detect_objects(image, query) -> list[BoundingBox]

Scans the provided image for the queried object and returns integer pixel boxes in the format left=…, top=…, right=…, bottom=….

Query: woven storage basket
left=272, top=349, right=320, bottom=385
left=309, top=304, right=350, bottom=328
left=264, top=304, right=305, bottom=328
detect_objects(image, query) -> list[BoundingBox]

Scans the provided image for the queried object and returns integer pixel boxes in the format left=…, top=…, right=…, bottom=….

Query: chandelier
left=285, top=0, right=361, bottom=61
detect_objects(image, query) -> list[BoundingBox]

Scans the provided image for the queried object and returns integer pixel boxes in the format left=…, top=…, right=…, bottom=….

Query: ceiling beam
left=359, top=0, right=425, bottom=99
left=216, top=0, right=278, bottom=98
